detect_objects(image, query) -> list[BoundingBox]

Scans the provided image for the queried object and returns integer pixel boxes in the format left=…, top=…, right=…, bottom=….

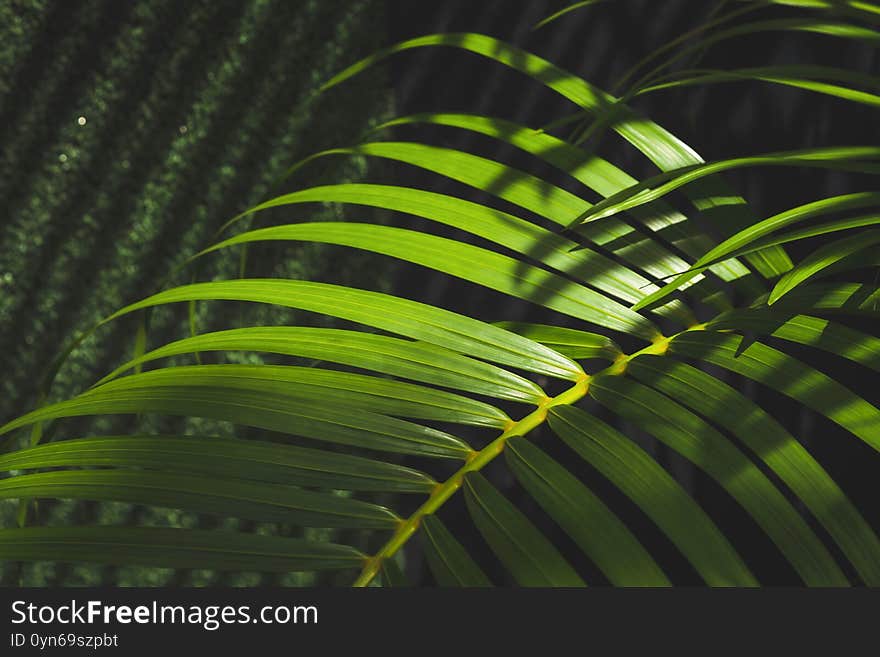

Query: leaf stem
left=352, top=328, right=694, bottom=587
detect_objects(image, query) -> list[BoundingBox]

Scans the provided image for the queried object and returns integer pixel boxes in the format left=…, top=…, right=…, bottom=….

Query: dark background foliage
left=0, top=0, right=877, bottom=585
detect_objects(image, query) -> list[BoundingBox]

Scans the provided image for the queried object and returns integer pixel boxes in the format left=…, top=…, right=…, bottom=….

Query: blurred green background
left=0, top=0, right=395, bottom=586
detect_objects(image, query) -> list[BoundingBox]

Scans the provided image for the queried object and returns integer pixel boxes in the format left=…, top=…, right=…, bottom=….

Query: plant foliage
left=1, top=0, right=878, bottom=586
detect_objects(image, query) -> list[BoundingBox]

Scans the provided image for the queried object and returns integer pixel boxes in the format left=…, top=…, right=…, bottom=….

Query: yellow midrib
left=352, top=328, right=689, bottom=587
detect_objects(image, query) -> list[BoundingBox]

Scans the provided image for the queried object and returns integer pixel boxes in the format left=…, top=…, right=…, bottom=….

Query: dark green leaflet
left=0, top=435, right=437, bottom=493
left=421, top=515, right=492, bottom=587
left=0, top=469, right=400, bottom=528
left=548, top=407, right=756, bottom=586
left=639, top=67, right=880, bottom=107
left=633, top=192, right=880, bottom=311
left=380, top=559, right=410, bottom=587
left=629, top=355, right=880, bottom=585
left=0, top=526, right=364, bottom=572
left=0, top=385, right=472, bottom=460
left=706, top=310, right=880, bottom=372
left=494, top=322, right=621, bottom=360
left=506, top=437, right=670, bottom=586
left=463, top=472, right=585, bottom=587
left=589, top=375, right=849, bottom=586
left=670, top=331, right=880, bottom=453
left=770, top=231, right=880, bottom=303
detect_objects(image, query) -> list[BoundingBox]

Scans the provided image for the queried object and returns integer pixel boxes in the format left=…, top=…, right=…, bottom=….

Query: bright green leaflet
left=669, top=332, right=880, bottom=452
left=706, top=311, right=880, bottom=372
left=95, top=326, right=546, bottom=404
left=85, top=364, right=510, bottom=428
left=0, top=385, right=472, bottom=460
left=578, top=147, right=880, bottom=223
left=100, top=279, right=584, bottom=380
left=222, top=183, right=677, bottom=324
left=376, top=112, right=752, bottom=295
left=634, top=192, right=880, bottom=310
left=770, top=231, right=880, bottom=303
left=321, top=32, right=793, bottom=277
left=201, top=222, right=659, bottom=339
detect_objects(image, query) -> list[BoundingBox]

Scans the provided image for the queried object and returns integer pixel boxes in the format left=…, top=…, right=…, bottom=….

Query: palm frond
left=1, top=1, right=877, bottom=588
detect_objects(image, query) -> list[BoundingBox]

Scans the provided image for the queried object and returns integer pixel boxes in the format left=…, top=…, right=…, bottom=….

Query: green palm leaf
left=548, top=407, right=757, bottom=586
left=628, top=355, right=880, bottom=584
left=463, top=472, right=585, bottom=587
left=95, top=327, right=546, bottom=404
left=0, top=435, right=436, bottom=493
left=769, top=231, right=880, bottom=303
left=3, top=2, right=877, bottom=589
left=420, top=515, right=492, bottom=587
left=0, top=527, right=364, bottom=572
left=505, top=437, right=670, bottom=586
left=589, top=374, right=849, bottom=586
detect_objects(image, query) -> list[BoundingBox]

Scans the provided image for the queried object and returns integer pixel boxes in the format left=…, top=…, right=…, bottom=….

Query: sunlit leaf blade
left=321, top=32, right=792, bottom=277
left=670, top=331, right=880, bottom=452
left=228, top=183, right=676, bottom=324
left=633, top=192, right=880, bottom=311
left=202, top=223, right=659, bottom=339
left=736, top=0, right=880, bottom=19
left=0, top=470, right=400, bottom=529
left=580, top=147, right=880, bottom=223
left=421, top=514, right=492, bottom=587
left=0, top=526, right=364, bottom=572
left=589, top=375, right=849, bottom=586
left=629, top=355, right=880, bottom=585
left=706, top=310, right=880, bottom=372
left=815, top=243, right=880, bottom=277
left=0, top=436, right=436, bottom=493
left=380, top=558, right=410, bottom=587
left=505, top=437, right=669, bottom=586
left=533, top=0, right=608, bottom=29
left=284, top=142, right=710, bottom=316
left=763, top=282, right=880, bottom=313
left=86, top=365, right=510, bottom=429
left=493, top=322, right=621, bottom=360
left=376, top=113, right=750, bottom=294
left=639, top=67, right=880, bottom=108
left=463, top=472, right=585, bottom=586
left=0, top=385, right=472, bottom=460
left=548, top=406, right=756, bottom=586
left=654, top=18, right=880, bottom=77
left=769, top=231, right=880, bottom=304
left=99, top=279, right=583, bottom=380
left=680, top=215, right=880, bottom=271
left=95, top=326, right=545, bottom=404
left=290, top=142, right=599, bottom=226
